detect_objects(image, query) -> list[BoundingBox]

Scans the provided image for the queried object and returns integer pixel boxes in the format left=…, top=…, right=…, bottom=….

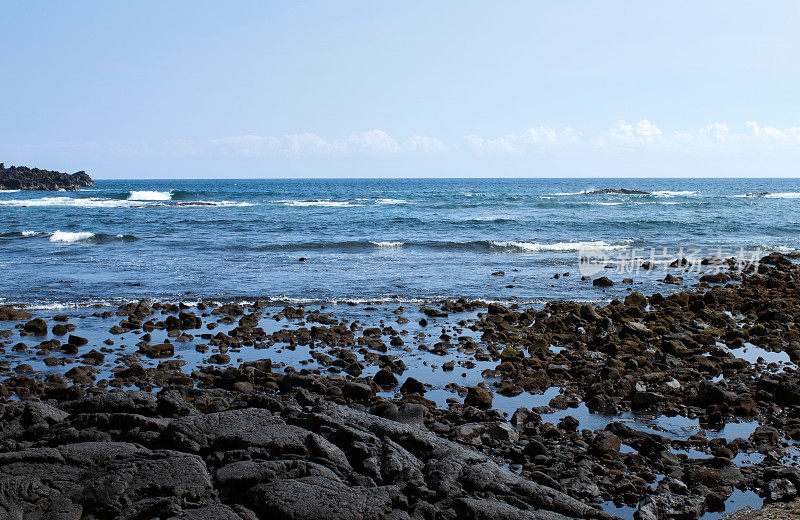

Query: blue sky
left=2, top=1, right=799, bottom=178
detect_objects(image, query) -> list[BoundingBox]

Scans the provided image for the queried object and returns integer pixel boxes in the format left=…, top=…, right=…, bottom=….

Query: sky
left=1, top=1, right=799, bottom=178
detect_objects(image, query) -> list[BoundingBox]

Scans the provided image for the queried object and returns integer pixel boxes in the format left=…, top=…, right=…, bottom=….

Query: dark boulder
left=399, top=377, right=426, bottom=395
left=24, top=318, right=48, bottom=335
left=593, top=277, right=614, bottom=287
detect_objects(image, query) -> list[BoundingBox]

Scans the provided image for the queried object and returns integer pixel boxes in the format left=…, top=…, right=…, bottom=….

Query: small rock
left=592, top=276, right=614, bottom=287
left=373, top=368, right=398, bottom=389
left=400, top=377, right=425, bottom=395
left=465, top=385, right=493, bottom=409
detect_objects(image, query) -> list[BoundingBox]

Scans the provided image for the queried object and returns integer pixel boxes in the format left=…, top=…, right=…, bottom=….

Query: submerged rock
left=585, top=188, right=649, bottom=195
left=0, top=306, right=33, bottom=321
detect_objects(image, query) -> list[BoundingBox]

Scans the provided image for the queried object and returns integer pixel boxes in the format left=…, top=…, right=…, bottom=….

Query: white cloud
left=345, top=130, right=399, bottom=153
left=593, top=120, right=663, bottom=149
left=158, top=130, right=445, bottom=157
left=407, top=134, right=447, bottom=152
left=464, top=126, right=580, bottom=153
left=208, top=135, right=281, bottom=157
left=746, top=121, right=800, bottom=143
left=10, top=121, right=800, bottom=162
left=284, top=133, right=332, bottom=154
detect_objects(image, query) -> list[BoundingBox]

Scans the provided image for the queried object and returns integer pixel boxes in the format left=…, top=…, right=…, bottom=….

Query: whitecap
left=765, top=192, right=800, bottom=199
left=552, top=190, right=591, bottom=196
left=21, top=230, right=39, bottom=236
left=0, top=196, right=250, bottom=208
left=596, top=202, right=623, bottom=206
left=282, top=200, right=359, bottom=207
left=15, top=299, right=123, bottom=310
left=376, top=198, right=408, bottom=204
left=0, top=197, right=130, bottom=208
left=49, top=230, right=95, bottom=243
left=491, top=240, right=630, bottom=252
left=177, top=200, right=255, bottom=207
left=128, top=190, right=172, bottom=201
left=370, top=241, right=404, bottom=248
left=651, top=190, right=696, bottom=196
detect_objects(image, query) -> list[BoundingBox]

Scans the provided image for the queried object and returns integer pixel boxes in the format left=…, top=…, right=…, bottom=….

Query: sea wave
left=552, top=190, right=591, bottom=196
left=490, top=240, right=630, bottom=252
left=376, top=198, right=408, bottom=204
left=765, top=192, right=800, bottom=199
left=651, top=190, right=697, bottom=196
left=0, top=197, right=133, bottom=208
left=49, top=231, right=139, bottom=244
left=216, top=239, right=632, bottom=253
left=0, top=230, right=43, bottom=238
left=50, top=231, right=95, bottom=243
left=128, top=190, right=172, bottom=201
left=736, top=192, right=800, bottom=199
left=0, top=195, right=252, bottom=208
left=282, top=200, right=360, bottom=207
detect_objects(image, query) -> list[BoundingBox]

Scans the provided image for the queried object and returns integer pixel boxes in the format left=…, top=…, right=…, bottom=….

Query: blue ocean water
left=1, top=178, right=799, bottom=308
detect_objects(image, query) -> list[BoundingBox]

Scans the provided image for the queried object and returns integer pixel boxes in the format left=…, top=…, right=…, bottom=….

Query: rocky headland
left=2, top=252, right=800, bottom=519
left=0, top=163, right=94, bottom=191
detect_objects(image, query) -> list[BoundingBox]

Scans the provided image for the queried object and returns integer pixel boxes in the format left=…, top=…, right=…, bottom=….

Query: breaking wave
left=490, top=240, right=630, bottom=252
left=49, top=231, right=139, bottom=244
left=128, top=190, right=172, bottom=201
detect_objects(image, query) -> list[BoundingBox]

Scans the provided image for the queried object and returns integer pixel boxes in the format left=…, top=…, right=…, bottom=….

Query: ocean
left=1, top=177, right=799, bottom=309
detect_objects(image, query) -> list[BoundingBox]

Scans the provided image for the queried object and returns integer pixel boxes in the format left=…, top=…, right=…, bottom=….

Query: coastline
left=2, top=252, right=800, bottom=519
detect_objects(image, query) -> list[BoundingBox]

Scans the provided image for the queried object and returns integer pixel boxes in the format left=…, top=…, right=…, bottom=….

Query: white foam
left=0, top=197, right=131, bottom=208
left=0, top=189, right=21, bottom=193
left=376, top=198, right=408, bottom=204
left=0, top=196, right=252, bottom=208
left=210, top=200, right=254, bottom=207
left=552, top=190, right=591, bottom=196
left=371, top=241, right=404, bottom=248
left=128, top=190, right=172, bottom=201
left=16, top=299, right=122, bottom=310
left=491, top=240, right=630, bottom=252
left=49, top=230, right=95, bottom=243
left=651, top=190, right=696, bottom=196
left=21, top=230, right=38, bottom=236
left=283, top=200, right=358, bottom=207
left=180, top=200, right=255, bottom=207
left=765, top=192, right=800, bottom=198
left=596, top=202, right=623, bottom=206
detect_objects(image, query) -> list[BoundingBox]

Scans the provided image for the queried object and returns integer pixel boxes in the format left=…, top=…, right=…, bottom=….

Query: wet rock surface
left=3, top=252, right=800, bottom=518
left=0, top=389, right=614, bottom=520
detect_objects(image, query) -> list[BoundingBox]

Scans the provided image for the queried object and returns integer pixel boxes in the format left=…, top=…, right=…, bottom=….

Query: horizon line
left=88, top=175, right=800, bottom=181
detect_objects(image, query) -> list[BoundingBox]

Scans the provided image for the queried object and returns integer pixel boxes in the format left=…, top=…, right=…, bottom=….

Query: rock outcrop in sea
left=585, top=189, right=649, bottom=195
left=0, top=163, right=94, bottom=191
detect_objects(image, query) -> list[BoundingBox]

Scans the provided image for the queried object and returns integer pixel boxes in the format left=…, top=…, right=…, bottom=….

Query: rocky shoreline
left=2, top=252, right=800, bottom=519
left=0, top=163, right=94, bottom=191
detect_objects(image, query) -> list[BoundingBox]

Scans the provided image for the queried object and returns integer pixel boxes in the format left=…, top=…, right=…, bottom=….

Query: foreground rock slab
left=0, top=389, right=617, bottom=520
